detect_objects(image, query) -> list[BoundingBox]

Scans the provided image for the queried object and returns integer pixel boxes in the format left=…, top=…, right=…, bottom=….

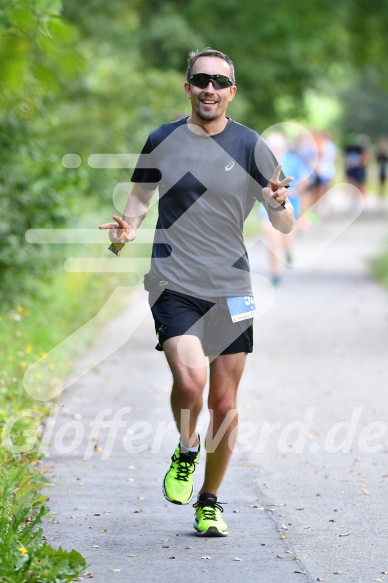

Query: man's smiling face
left=184, top=56, right=236, bottom=124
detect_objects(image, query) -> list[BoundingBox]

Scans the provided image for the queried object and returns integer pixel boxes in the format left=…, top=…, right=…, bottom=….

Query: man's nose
left=204, top=81, right=216, bottom=90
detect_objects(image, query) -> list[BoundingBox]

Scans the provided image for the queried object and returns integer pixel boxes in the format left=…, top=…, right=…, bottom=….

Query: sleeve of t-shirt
left=249, top=135, right=287, bottom=202
left=130, top=135, right=162, bottom=189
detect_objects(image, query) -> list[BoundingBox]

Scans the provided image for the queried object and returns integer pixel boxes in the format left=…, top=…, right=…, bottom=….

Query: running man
left=100, top=48, right=295, bottom=537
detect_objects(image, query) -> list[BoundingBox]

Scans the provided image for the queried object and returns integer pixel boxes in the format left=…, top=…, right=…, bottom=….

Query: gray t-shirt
left=131, top=117, right=280, bottom=299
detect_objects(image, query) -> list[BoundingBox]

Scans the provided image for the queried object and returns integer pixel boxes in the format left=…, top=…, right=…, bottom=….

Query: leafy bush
left=0, top=119, right=87, bottom=302
left=0, top=0, right=85, bottom=304
left=0, top=453, right=87, bottom=582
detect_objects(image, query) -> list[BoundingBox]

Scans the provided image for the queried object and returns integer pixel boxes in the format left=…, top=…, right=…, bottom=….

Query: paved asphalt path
left=43, top=195, right=388, bottom=583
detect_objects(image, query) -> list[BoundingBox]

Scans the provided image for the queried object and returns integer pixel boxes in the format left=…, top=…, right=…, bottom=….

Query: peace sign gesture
left=262, top=164, right=294, bottom=209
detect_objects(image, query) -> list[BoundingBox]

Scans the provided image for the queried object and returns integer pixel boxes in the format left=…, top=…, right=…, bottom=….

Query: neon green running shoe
left=163, top=442, right=200, bottom=505
left=193, top=492, right=228, bottom=537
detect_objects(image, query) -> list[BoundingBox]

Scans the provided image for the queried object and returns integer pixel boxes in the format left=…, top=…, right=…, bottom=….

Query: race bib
left=227, top=296, right=256, bottom=323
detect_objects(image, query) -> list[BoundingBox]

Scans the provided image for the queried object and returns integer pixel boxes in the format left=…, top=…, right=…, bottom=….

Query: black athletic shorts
left=148, top=289, right=253, bottom=356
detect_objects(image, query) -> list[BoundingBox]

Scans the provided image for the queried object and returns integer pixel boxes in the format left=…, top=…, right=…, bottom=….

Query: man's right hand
left=99, top=215, right=137, bottom=244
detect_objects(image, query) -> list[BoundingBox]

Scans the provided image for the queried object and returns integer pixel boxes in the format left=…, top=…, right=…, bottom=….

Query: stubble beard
left=197, top=102, right=219, bottom=121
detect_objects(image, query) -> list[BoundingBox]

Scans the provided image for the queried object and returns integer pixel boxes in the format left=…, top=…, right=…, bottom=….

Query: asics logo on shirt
left=225, top=162, right=235, bottom=171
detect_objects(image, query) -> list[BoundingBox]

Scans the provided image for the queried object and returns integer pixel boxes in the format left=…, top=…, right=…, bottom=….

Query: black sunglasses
left=188, top=73, right=233, bottom=90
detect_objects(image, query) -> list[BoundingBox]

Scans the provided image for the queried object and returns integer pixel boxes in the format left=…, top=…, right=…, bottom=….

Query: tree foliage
left=137, top=0, right=388, bottom=125
left=0, top=0, right=82, bottom=116
left=0, top=0, right=84, bottom=303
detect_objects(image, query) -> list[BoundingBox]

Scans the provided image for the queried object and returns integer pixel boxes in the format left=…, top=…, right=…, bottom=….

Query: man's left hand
left=262, top=163, right=294, bottom=208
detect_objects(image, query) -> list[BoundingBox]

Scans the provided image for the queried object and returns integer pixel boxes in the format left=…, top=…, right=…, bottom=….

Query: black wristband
left=266, top=200, right=286, bottom=212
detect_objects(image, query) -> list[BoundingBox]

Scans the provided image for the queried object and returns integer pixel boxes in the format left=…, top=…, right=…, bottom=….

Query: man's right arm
left=99, top=182, right=156, bottom=244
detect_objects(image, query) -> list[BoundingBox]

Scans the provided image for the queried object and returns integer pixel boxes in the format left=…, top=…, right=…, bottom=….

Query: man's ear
left=228, top=86, right=237, bottom=102
left=184, top=81, right=191, bottom=98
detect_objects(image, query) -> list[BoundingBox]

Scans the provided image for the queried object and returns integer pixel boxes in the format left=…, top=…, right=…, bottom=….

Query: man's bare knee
left=174, top=373, right=205, bottom=401
left=208, top=398, right=238, bottom=422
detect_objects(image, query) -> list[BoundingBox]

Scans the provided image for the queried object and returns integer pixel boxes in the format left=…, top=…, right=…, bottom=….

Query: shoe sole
left=194, top=525, right=228, bottom=537
left=162, top=479, right=193, bottom=505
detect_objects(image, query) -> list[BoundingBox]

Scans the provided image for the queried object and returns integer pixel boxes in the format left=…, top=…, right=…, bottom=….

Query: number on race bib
left=227, top=296, right=256, bottom=323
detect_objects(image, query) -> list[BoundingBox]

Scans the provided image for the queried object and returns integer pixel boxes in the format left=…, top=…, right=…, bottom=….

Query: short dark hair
left=186, top=48, right=236, bottom=84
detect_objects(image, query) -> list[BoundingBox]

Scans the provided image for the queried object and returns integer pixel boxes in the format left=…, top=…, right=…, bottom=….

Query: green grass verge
left=370, top=239, right=388, bottom=287
left=0, top=280, right=99, bottom=580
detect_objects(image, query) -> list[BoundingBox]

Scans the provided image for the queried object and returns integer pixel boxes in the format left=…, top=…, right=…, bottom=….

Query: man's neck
left=187, top=114, right=229, bottom=136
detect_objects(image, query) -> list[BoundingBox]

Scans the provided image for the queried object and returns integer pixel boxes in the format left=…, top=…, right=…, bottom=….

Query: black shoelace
left=172, top=452, right=197, bottom=482
left=193, top=500, right=225, bottom=520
